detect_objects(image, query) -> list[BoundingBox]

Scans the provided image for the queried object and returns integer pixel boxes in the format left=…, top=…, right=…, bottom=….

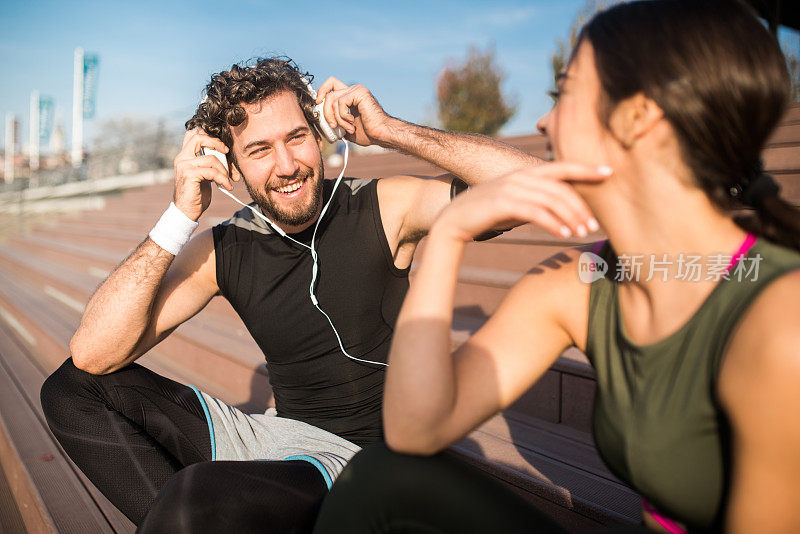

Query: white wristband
left=148, top=203, right=199, bottom=256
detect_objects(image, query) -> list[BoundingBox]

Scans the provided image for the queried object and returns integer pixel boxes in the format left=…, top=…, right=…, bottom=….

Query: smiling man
left=231, top=97, right=324, bottom=229
left=39, top=56, right=597, bottom=532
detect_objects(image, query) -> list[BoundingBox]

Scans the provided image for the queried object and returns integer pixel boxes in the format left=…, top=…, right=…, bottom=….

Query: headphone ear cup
left=304, top=78, right=345, bottom=143
left=313, top=101, right=346, bottom=143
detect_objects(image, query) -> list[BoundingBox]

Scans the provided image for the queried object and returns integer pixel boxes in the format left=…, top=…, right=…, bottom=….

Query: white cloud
left=473, top=6, right=538, bottom=29
left=322, top=27, right=469, bottom=63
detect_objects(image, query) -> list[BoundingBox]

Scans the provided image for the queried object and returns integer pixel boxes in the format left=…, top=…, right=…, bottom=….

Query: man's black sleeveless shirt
left=211, top=178, right=409, bottom=446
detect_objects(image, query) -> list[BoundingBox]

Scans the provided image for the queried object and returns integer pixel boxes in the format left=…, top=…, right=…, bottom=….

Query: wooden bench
left=1, top=105, right=798, bottom=532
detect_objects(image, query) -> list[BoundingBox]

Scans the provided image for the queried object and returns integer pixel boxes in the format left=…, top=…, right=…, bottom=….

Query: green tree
left=436, top=46, right=516, bottom=136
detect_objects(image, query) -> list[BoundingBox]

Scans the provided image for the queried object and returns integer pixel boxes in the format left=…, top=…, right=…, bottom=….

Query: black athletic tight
left=40, top=358, right=327, bottom=532
left=312, top=444, right=657, bottom=534
left=137, top=459, right=327, bottom=533
left=40, top=358, right=211, bottom=523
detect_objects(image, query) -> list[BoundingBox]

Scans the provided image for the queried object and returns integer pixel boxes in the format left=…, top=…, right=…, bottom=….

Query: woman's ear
left=608, top=93, right=663, bottom=148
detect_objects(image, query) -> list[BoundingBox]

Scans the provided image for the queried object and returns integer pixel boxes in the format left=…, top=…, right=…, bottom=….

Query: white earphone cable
left=216, top=140, right=388, bottom=367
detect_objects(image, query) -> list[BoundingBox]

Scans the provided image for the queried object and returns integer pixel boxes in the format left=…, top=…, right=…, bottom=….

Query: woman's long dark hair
left=582, top=0, right=800, bottom=251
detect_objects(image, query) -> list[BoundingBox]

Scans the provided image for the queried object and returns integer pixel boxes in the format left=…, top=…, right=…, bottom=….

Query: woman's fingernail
left=577, top=225, right=588, bottom=238
left=560, top=226, right=572, bottom=238
left=597, top=165, right=613, bottom=176
left=587, top=218, right=600, bottom=232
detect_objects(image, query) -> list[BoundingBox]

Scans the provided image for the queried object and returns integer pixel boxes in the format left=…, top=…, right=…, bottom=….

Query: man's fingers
left=193, top=137, right=229, bottom=158
left=336, top=100, right=355, bottom=134
left=323, top=88, right=353, bottom=133
left=190, top=168, right=233, bottom=192
left=337, top=97, right=355, bottom=123
left=181, top=128, right=207, bottom=151
left=182, top=128, right=199, bottom=146
left=316, top=77, right=349, bottom=103
left=205, top=154, right=232, bottom=182
left=323, top=91, right=339, bottom=129
left=191, top=153, right=230, bottom=175
left=324, top=88, right=356, bottom=132
left=180, top=129, right=229, bottom=159
left=316, top=78, right=334, bottom=102
left=331, top=101, right=349, bottom=134
left=187, top=156, right=233, bottom=190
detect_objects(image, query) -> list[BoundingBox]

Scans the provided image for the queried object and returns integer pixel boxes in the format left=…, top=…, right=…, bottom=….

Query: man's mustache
left=270, top=167, right=315, bottom=189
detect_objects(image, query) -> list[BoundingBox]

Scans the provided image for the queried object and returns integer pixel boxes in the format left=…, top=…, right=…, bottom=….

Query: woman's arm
left=718, top=270, right=800, bottom=534
left=383, top=163, right=607, bottom=455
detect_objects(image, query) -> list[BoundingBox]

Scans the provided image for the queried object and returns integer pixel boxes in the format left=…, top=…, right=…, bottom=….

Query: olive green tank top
left=586, top=237, right=800, bottom=531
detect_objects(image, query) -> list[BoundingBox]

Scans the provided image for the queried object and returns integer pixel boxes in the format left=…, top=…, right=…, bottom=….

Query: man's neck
left=270, top=203, right=323, bottom=235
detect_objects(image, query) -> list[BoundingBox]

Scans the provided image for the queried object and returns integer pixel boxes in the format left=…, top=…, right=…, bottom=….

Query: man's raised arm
left=317, top=78, right=540, bottom=187
left=69, top=129, right=234, bottom=375
left=380, top=121, right=540, bottom=187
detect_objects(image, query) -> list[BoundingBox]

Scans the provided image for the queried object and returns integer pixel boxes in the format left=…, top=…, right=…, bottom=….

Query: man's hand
left=173, top=129, right=236, bottom=221
left=316, top=77, right=395, bottom=147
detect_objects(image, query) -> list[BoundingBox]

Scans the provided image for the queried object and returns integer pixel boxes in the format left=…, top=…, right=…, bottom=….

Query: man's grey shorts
left=188, top=386, right=361, bottom=489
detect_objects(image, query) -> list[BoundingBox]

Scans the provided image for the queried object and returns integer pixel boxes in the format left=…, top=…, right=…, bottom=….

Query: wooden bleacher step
left=0, top=458, right=28, bottom=534
left=0, top=319, right=134, bottom=533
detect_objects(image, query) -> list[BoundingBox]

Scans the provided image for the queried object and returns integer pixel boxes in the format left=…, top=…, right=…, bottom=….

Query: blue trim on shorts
left=188, top=385, right=216, bottom=461
left=284, top=454, right=332, bottom=489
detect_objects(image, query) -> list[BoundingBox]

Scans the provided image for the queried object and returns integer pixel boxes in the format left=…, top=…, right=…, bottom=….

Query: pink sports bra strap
left=642, top=498, right=687, bottom=534
left=726, top=233, right=758, bottom=273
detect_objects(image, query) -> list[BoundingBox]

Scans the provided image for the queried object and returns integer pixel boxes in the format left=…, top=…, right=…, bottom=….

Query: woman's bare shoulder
left=719, top=268, right=800, bottom=409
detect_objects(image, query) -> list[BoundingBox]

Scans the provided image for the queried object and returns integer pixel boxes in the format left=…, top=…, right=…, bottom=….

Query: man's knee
left=40, top=357, right=101, bottom=426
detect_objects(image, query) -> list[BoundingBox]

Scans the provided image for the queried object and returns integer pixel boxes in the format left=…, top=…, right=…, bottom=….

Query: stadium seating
left=0, top=105, right=797, bottom=532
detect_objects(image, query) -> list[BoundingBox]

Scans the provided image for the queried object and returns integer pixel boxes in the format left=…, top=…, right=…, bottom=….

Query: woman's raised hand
left=432, top=162, right=611, bottom=242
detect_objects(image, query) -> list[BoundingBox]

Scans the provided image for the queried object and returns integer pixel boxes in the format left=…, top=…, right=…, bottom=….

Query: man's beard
left=245, top=164, right=325, bottom=227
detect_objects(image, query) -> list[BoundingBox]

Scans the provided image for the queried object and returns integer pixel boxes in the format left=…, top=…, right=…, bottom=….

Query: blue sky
left=2, top=0, right=798, bottom=153
left=0, top=0, right=589, bottom=152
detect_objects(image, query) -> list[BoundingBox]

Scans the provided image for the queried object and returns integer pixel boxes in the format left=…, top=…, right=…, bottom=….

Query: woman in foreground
left=312, top=1, right=800, bottom=533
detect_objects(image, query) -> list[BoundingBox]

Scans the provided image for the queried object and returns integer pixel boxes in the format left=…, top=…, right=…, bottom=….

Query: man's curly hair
left=186, top=57, right=319, bottom=155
